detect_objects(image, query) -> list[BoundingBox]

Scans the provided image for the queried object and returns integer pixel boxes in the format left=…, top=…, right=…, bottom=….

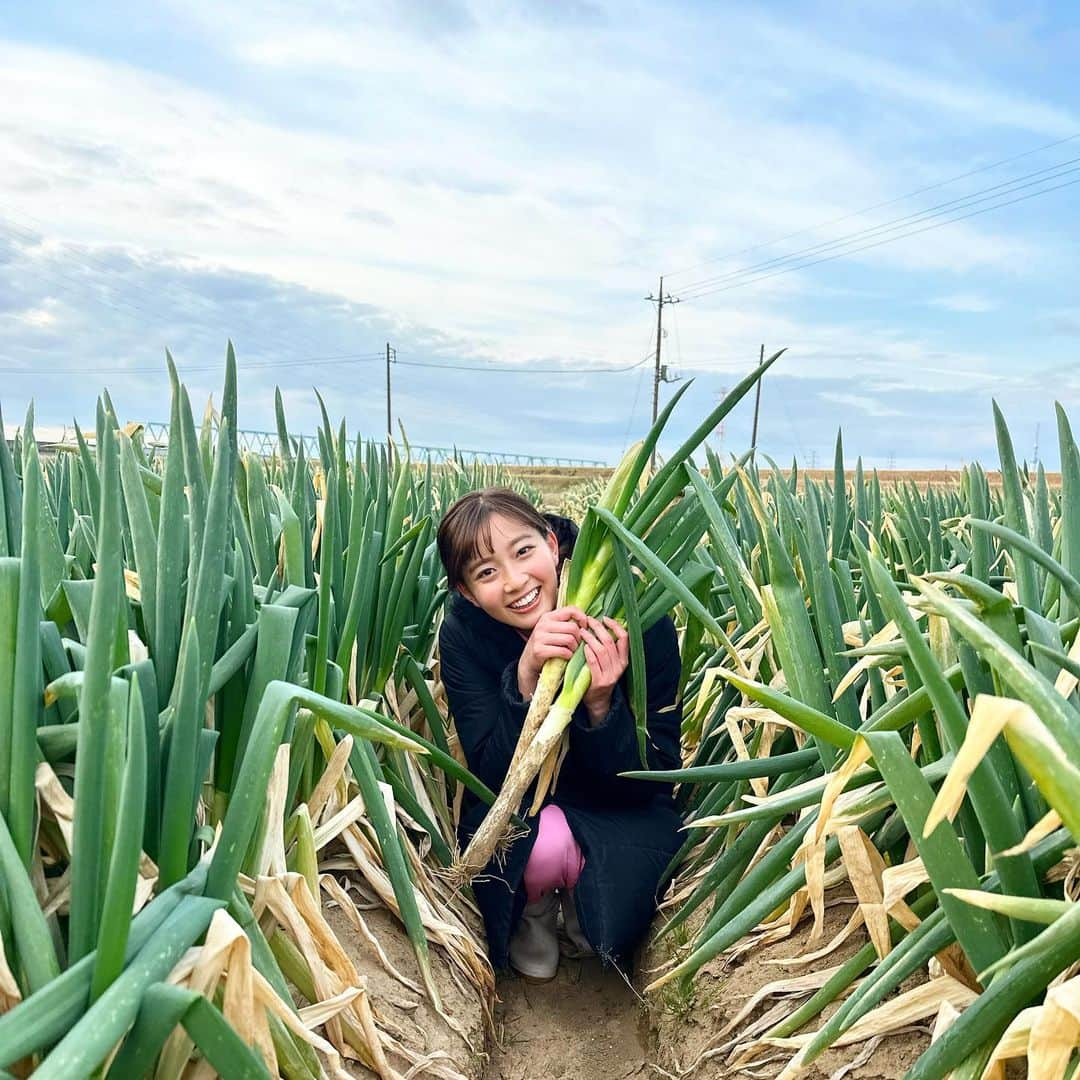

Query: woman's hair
left=437, top=487, right=552, bottom=591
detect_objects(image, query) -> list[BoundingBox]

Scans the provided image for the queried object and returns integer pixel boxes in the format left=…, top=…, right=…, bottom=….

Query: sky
left=1, top=0, right=1078, bottom=469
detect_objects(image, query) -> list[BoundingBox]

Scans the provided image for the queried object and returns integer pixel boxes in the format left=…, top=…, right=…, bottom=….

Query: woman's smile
left=508, top=586, right=541, bottom=613
left=458, top=512, right=560, bottom=630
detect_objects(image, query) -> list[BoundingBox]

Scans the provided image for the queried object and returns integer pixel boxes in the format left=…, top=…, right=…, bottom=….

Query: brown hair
left=437, top=487, right=552, bottom=592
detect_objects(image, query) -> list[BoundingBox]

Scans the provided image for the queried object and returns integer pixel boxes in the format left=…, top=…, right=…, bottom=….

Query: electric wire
left=679, top=173, right=1080, bottom=303
left=663, top=130, right=1080, bottom=279
left=622, top=329, right=661, bottom=452
left=677, top=156, right=1080, bottom=297
left=392, top=352, right=654, bottom=375
left=1, top=349, right=656, bottom=379
left=670, top=302, right=683, bottom=374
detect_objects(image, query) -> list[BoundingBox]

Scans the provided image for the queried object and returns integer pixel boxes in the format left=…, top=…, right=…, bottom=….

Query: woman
left=436, top=487, right=683, bottom=981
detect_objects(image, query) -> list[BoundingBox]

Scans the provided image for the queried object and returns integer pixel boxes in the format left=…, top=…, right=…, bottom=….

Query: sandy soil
left=639, top=899, right=930, bottom=1080
left=330, top=898, right=658, bottom=1080
left=320, top=881, right=961, bottom=1080
left=487, top=956, right=651, bottom=1080
left=326, top=902, right=489, bottom=1079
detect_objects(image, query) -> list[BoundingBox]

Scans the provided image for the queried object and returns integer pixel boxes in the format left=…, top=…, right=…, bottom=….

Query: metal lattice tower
left=139, top=421, right=603, bottom=467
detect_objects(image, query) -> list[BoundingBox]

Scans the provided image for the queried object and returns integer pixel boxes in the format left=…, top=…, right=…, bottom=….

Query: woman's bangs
left=465, top=513, right=497, bottom=571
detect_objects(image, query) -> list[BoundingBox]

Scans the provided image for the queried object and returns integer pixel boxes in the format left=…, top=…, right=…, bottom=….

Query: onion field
left=0, top=347, right=1077, bottom=1078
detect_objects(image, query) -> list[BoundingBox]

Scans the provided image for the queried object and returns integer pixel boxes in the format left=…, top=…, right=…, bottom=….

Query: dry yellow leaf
left=814, top=737, right=872, bottom=843
left=837, top=827, right=892, bottom=959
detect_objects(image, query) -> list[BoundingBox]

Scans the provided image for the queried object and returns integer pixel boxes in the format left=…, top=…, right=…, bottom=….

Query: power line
left=670, top=300, right=684, bottom=371
left=679, top=173, right=1080, bottom=303
left=678, top=155, right=1080, bottom=295
left=622, top=354, right=653, bottom=453
left=393, top=353, right=654, bottom=374
left=1, top=346, right=660, bottom=381
left=621, top=321, right=663, bottom=453
left=677, top=155, right=1080, bottom=298
left=663, top=131, right=1080, bottom=279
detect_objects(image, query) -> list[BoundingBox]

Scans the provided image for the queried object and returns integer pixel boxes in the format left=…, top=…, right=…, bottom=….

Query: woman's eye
left=517, top=545, right=534, bottom=557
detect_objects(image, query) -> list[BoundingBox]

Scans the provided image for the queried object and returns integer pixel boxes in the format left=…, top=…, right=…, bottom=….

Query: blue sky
left=1, top=1, right=1078, bottom=468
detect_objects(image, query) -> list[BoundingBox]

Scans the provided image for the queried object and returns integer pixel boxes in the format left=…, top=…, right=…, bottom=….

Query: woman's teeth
left=509, top=587, right=540, bottom=610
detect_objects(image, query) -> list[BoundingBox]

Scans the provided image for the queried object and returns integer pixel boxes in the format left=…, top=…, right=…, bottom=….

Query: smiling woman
left=437, top=491, right=561, bottom=634
left=459, top=514, right=560, bottom=629
left=435, top=487, right=684, bottom=982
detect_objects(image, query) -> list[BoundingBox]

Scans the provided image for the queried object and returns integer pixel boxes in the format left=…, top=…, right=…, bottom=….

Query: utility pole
left=646, top=275, right=680, bottom=470
left=1033, top=423, right=1040, bottom=468
left=385, top=342, right=395, bottom=443
left=750, top=343, right=764, bottom=451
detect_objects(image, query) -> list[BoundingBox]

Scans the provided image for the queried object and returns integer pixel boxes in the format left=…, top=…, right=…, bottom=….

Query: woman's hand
left=517, top=606, right=588, bottom=700
left=580, top=616, right=630, bottom=724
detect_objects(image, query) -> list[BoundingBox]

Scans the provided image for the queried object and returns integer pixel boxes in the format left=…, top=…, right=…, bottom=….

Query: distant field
left=506, top=465, right=1062, bottom=507
left=773, top=468, right=1061, bottom=489
left=505, top=465, right=611, bottom=504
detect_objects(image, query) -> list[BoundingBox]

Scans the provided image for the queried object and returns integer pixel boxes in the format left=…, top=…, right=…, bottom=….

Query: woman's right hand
left=517, top=606, right=588, bottom=699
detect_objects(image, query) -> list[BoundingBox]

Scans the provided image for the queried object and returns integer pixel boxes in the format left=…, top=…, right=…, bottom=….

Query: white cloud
left=12, top=303, right=59, bottom=328
left=1, top=2, right=1077, bottom=465
left=0, top=5, right=1056, bottom=367
left=818, top=392, right=903, bottom=418
left=931, top=293, right=996, bottom=313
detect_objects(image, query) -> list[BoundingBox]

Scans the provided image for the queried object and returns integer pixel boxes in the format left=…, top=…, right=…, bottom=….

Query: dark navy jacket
left=438, top=515, right=683, bottom=970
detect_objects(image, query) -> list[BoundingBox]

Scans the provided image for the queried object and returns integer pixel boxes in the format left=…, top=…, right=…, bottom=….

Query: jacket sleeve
left=438, top=616, right=530, bottom=793
left=563, top=615, right=682, bottom=805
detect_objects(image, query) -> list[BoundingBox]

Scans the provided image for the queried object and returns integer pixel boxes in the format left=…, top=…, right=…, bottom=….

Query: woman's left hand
left=580, top=616, right=630, bottom=724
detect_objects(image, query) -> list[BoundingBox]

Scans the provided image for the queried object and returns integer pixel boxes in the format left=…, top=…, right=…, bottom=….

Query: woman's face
left=456, top=512, right=559, bottom=633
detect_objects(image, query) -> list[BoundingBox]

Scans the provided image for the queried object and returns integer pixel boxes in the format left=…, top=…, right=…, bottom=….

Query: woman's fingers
left=539, top=631, right=580, bottom=650
left=582, top=632, right=617, bottom=686
left=586, top=621, right=619, bottom=662
left=574, top=618, right=631, bottom=691
left=538, top=639, right=578, bottom=658
left=553, top=605, right=589, bottom=628
left=598, top=618, right=630, bottom=666
left=583, top=641, right=606, bottom=680
left=595, top=618, right=629, bottom=680
left=580, top=626, right=607, bottom=656
left=609, top=622, right=630, bottom=662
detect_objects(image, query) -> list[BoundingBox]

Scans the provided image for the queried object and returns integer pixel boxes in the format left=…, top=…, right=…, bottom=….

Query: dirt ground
left=639, top=899, right=930, bottom=1080
left=326, top=902, right=489, bottom=1079
left=328, top=890, right=955, bottom=1080
left=487, top=956, right=650, bottom=1080
left=331, top=897, right=656, bottom=1079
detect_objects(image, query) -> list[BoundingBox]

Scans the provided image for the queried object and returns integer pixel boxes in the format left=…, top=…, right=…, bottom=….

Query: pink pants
left=523, top=805, right=585, bottom=904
